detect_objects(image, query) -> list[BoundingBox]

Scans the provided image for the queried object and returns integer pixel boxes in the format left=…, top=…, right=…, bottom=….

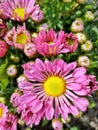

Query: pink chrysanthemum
left=1, top=113, right=18, bottom=130
left=0, top=0, right=37, bottom=21
left=13, top=59, right=98, bottom=127
left=30, top=4, right=44, bottom=22
left=0, top=103, right=8, bottom=124
left=0, top=40, right=8, bottom=58
left=63, top=33, right=78, bottom=52
left=33, top=29, right=69, bottom=56
left=0, top=19, right=7, bottom=38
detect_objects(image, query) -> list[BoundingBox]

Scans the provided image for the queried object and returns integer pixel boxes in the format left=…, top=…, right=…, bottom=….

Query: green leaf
left=0, top=59, right=8, bottom=75
left=70, top=126, right=80, bottom=130
left=88, top=99, right=96, bottom=109
left=0, top=78, right=9, bottom=91
left=41, top=120, right=49, bottom=127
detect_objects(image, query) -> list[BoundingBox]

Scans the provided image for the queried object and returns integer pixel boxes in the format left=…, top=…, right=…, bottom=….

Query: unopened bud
left=84, top=11, right=94, bottom=21
left=78, top=56, right=90, bottom=68
left=81, top=40, right=93, bottom=51
left=6, top=65, right=18, bottom=77
left=76, top=33, right=87, bottom=44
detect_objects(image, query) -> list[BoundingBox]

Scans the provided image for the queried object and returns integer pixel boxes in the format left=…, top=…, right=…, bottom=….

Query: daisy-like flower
left=0, top=40, right=8, bottom=58
left=63, top=33, right=78, bottom=52
left=0, top=0, right=36, bottom=21
left=15, top=58, right=98, bottom=127
left=0, top=103, right=8, bottom=124
left=2, top=113, right=18, bottom=130
left=30, top=4, right=44, bottom=22
left=0, top=19, right=7, bottom=38
left=81, top=40, right=93, bottom=52
left=33, top=29, right=69, bottom=56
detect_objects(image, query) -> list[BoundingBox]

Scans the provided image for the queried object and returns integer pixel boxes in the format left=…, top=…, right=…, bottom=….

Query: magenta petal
left=73, top=67, right=86, bottom=78
left=46, top=105, right=54, bottom=120
left=67, top=83, right=81, bottom=90
left=69, top=105, right=79, bottom=116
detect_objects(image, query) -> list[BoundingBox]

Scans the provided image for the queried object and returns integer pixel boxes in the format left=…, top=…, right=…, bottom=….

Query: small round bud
left=84, top=11, right=94, bottom=21
left=81, top=40, right=93, bottom=51
left=38, top=23, right=49, bottom=32
left=0, top=97, right=6, bottom=104
left=18, top=119, right=25, bottom=126
left=63, top=0, right=72, bottom=3
left=10, top=55, right=20, bottom=63
left=31, top=32, right=38, bottom=38
left=76, top=33, right=87, bottom=44
left=71, top=18, right=84, bottom=33
left=17, top=74, right=28, bottom=84
left=52, top=118, right=63, bottom=130
left=6, top=65, right=18, bottom=77
left=78, top=56, right=90, bottom=68
left=76, top=0, right=85, bottom=4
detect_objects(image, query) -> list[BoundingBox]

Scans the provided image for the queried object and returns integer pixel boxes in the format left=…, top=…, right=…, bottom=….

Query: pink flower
left=30, top=4, right=44, bottom=22
left=0, top=19, right=7, bottom=38
left=2, top=113, right=18, bottom=130
left=15, top=58, right=94, bottom=127
left=52, top=119, right=63, bottom=130
left=0, top=103, right=8, bottom=124
left=0, top=0, right=36, bottom=21
left=32, top=29, right=69, bottom=56
left=0, top=40, right=8, bottom=58
left=63, top=33, right=78, bottom=52
left=24, top=43, right=37, bottom=58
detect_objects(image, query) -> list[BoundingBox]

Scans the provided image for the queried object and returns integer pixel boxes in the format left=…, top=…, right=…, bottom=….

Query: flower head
left=81, top=40, right=93, bottom=52
left=0, top=40, right=8, bottom=58
left=14, top=58, right=97, bottom=127
left=0, top=103, right=8, bottom=124
left=63, top=33, right=78, bottom=52
left=2, top=113, right=18, bottom=130
left=71, top=18, right=84, bottom=32
left=33, top=29, right=69, bottom=56
left=30, top=4, right=44, bottom=22
left=78, top=56, right=90, bottom=68
left=0, top=0, right=36, bottom=21
left=0, top=19, right=7, bottom=38
left=24, top=43, right=37, bottom=58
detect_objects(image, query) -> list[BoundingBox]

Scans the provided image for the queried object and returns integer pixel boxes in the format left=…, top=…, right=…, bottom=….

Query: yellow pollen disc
left=48, top=42, right=54, bottom=44
left=43, top=76, right=66, bottom=97
left=0, top=108, right=3, bottom=118
left=16, top=33, right=28, bottom=44
left=13, top=8, right=25, bottom=20
left=66, top=38, right=75, bottom=45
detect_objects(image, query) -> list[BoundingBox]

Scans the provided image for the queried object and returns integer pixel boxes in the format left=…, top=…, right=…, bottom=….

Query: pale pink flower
left=6, top=65, right=18, bottom=77
left=24, top=43, right=37, bottom=58
left=0, top=40, right=8, bottom=58
left=52, top=119, right=63, bottom=130
left=0, top=0, right=36, bottom=21
left=71, top=18, right=84, bottom=32
left=30, top=4, right=44, bottom=22
left=0, top=103, right=8, bottom=124
left=2, top=113, right=18, bottom=130
left=32, top=29, right=69, bottom=56
left=63, top=33, right=78, bottom=52
left=16, top=58, right=94, bottom=127
left=0, top=19, right=7, bottom=38
left=78, top=56, right=90, bottom=68
left=38, top=23, right=49, bottom=32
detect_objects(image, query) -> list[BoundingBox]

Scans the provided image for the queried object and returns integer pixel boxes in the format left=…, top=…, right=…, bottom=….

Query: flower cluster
left=0, top=0, right=98, bottom=130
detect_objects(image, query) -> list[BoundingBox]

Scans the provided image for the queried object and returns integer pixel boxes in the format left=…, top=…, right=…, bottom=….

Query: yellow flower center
left=16, top=33, right=28, bottom=44
left=13, top=8, right=25, bottom=20
left=43, top=76, right=66, bottom=97
left=0, top=108, right=3, bottom=118
left=48, top=42, right=54, bottom=44
left=66, top=38, right=75, bottom=45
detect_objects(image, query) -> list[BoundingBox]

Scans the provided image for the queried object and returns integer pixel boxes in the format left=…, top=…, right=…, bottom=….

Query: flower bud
left=0, top=40, right=8, bottom=58
left=52, top=119, right=63, bottom=130
left=71, top=18, right=84, bottom=32
left=10, top=55, right=20, bottom=63
left=63, top=0, right=72, bottom=3
left=76, top=33, right=87, bottom=44
left=38, top=23, right=49, bottom=32
left=76, top=0, right=85, bottom=4
left=78, top=56, right=90, bottom=68
left=84, top=11, right=94, bottom=21
left=17, top=74, right=28, bottom=85
left=31, top=32, right=38, bottom=38
left=6, top=65, right=18, bottom=77
left=81, top=40, right=93, bottom=51
left=0, top=97, right=6, bottom=104
left=24, top=43, right=37, bottom=58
